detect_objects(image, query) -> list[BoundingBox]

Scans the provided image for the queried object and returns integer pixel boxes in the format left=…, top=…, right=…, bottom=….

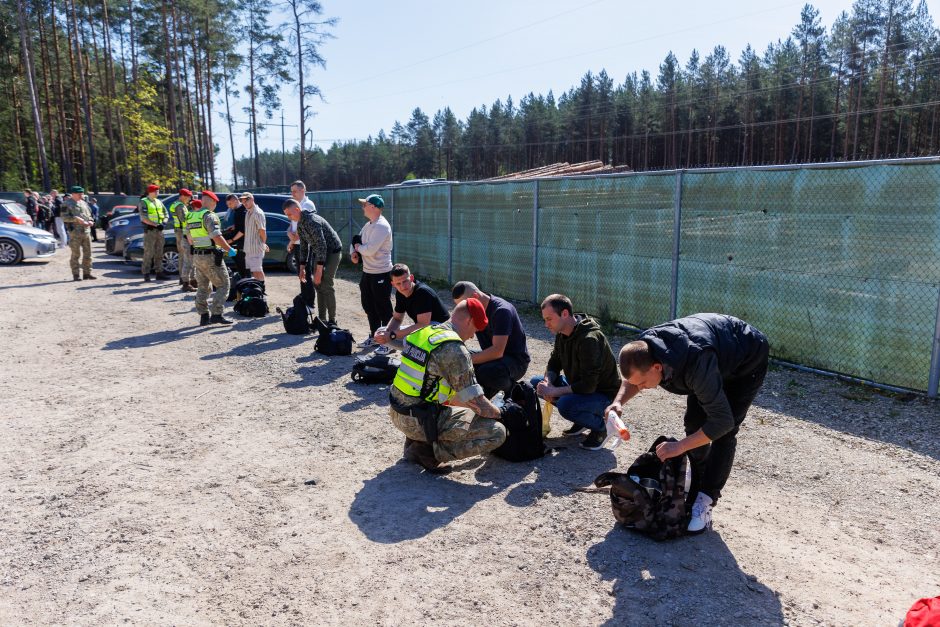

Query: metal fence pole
left=447, top=184, right=454, bottom=285
left=389, top=188, right=395, bottom=261
left=347, top=200, right=353, bottom=247
left=928, top=287, right=940, bottom=397
left=531, top=180, right=540, bottom=303
left=669, top=170, right=684, bottom=320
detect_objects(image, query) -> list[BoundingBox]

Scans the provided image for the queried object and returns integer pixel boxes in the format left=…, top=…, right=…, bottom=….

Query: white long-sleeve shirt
left=353, top=215, right=393, bottom=274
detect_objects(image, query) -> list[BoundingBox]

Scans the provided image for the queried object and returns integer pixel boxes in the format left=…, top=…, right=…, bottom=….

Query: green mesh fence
left=301, top=159, right=940, bottom=392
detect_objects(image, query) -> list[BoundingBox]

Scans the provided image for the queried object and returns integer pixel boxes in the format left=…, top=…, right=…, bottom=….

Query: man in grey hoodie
left=531, top=294, right=621, bottom=450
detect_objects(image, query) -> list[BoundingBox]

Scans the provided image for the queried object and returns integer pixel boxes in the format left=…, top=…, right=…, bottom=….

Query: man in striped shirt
left=240, top=193, right=269, bottom=284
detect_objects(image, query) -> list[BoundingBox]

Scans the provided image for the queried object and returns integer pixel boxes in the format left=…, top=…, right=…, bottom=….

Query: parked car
left=0, top=223, right=57, bottom=265
left=99, top=204, right=137, bottom=229
left=0, top=200, right=34, bottom=228
left=105, top=213, right=143, bottom=255
left=123, top=209, right=298, bottom=274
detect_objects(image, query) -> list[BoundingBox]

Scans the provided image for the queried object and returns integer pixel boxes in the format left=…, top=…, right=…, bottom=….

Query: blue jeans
left=529, top=375, right=609, bottom=432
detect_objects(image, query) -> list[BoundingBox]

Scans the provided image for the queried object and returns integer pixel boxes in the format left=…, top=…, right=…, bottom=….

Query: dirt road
left=1, top=245, right=938, bottom=626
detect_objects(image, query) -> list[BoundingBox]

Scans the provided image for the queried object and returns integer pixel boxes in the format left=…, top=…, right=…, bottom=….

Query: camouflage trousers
left=174, top=230, right=194, bottom=281
left=142, top=228, right=164, bottom=275
left=68, top=229, right=92, bottom=276
left=193, top=253, right=230, bottom=315
left=389, top=405, right=506, bottom=463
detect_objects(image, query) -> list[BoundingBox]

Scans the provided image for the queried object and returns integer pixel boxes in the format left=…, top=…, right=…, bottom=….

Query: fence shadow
left=349, top=463, right=502, bottom=544
left=587, top=527, right=783, bottom=626
left=102, top=325, right=212, bottom=350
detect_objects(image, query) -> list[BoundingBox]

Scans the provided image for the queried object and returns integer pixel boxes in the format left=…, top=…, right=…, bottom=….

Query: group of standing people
left=23, top=187, right=99, bottom=244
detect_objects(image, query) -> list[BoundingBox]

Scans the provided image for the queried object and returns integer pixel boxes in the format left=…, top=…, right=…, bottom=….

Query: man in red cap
left=169, top=189, right=195, bottom=291
left=139, top=183, right=169, bottom=282
left=183, top=191, right=237, bottom=325
left=388, top=298, right=506, bottom=472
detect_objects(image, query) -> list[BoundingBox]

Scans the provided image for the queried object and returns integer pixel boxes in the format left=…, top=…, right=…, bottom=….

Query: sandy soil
left=0, top=243, right=938, bottom=626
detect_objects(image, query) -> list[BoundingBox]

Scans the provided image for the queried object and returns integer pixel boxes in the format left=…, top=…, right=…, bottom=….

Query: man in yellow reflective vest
left=139, top=183, right=169, bottom=282
left=389, top=298, right=506, bottom=472
left=169, top=188, right=195, bottom=292
left=184, top=190, right=237, bottom=325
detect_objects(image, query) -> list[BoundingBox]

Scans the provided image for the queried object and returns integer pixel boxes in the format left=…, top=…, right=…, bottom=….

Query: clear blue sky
left=217, top=0, right=940, bottom=185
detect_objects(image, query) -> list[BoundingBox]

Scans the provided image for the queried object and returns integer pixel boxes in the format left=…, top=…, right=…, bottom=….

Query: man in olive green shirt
left=61, top=186, right=96, bottom=281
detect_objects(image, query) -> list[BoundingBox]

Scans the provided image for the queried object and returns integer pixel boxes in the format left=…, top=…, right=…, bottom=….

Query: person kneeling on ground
left=451, top=281, right=530, bottom=399
left=388, top=298, right=506, bottom=472
left=372, top=263, right=451, bottom=356
left=530, top=294, right=621, bottom=450
left=605, top=313, right=770, bottom=533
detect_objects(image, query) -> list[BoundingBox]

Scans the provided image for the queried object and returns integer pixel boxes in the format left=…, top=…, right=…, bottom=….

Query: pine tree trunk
left=49, top=0, right=74, bottom=186
left=68, top=0, right=98, bottom=192
left=16, top=0, right=51, bottom=189
left=223, top=72, right=239, bottom=188
left=161, top=0, right=182, bottom=185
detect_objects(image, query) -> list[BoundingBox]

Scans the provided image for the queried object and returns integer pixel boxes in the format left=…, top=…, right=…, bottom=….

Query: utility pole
left=281, top=110, right=286, bottom=186
left=230, top=118, right=298, bottom=189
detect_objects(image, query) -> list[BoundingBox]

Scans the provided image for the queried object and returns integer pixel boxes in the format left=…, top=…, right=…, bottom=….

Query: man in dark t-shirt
left=373, top=263, right=450, bottom=356
left=452, top=280, right=531, bottom=398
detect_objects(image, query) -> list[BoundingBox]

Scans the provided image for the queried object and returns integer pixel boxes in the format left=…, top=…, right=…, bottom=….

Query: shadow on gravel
left=102, top=326, right=212, bottom=350
left=278, top=358, right=351, bottom=389
left=349, top=463, right=502, bottom=543
left=203, top=327, right=307, bottom=360
left=0, top=279, right=74, bottom=290
left=588, top=527, right=783, bottom=626
left=340, top=380, right=388, bottom=411
left=500, top=443, right=618, bottom=507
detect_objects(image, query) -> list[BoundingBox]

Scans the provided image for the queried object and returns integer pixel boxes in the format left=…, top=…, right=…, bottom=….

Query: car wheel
left=0, top=239, right=23, bottom=265
left=284, top=250, right=298, bottom=274
left=162, top=247, right=180, bottom=274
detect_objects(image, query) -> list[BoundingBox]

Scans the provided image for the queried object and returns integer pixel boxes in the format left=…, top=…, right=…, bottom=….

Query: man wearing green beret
left=62, top=186, right=96, bottom=281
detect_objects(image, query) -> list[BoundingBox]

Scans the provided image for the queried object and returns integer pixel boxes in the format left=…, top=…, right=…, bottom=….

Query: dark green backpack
left=594, top=436, right=692, bottom=541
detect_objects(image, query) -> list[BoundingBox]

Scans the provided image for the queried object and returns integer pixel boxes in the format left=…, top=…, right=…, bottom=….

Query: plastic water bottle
left=491, top=391, right=506, bottom=409
left=540, top=399, right=553, bottom=437
left=602, top=411, right=631, bottom=449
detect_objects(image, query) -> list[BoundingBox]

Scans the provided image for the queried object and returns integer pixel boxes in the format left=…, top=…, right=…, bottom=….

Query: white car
left=0, top=223, right=58, bottom=265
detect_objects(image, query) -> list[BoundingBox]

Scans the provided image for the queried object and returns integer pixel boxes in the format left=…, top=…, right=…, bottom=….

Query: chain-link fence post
left=447, top=184, right=454, bottom=285
left=389, top=188, right=395, bottom=260
left=531, top=179, right=540, bottom=303
left=669, top=170, right=684, bottom=320
left=347, top=200, right=353, bottom=246
left=928, top=288, right=940, bottom=397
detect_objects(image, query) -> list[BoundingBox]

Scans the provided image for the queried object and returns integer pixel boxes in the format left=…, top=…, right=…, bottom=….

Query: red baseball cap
left=201, top=190, right=219, bottom=202
left=179, top=188, right=193, bottom=197
left=191, top=199, right=203, bottom=209
left=146, top=184, right=159, bottom=193
left=464, top=297, right=488, bottom=331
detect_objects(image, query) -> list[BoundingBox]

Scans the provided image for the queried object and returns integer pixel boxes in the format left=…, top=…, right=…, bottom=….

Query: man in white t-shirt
left=351, top=193, right=393, bottom=347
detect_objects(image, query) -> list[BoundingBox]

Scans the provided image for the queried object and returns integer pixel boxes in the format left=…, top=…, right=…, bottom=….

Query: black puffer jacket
left=640, top=314, right=769, bottom=439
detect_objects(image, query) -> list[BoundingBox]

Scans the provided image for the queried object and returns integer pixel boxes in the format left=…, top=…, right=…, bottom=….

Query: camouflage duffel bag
left=594, top=436, right=692, bottom=541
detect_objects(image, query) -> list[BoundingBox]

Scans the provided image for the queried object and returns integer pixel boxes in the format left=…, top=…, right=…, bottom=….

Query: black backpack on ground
left=351, top=352, right=400, bottom=384
left=314, top=317, right=354, bottom=356
left=276, top=293, right=314, bottom=334
left=226, top=270, right=242, bottom=301
left=593, top=436, right=693, bottom=541
left=492, top=381, right=547, bottom=462
left=232, top=277, right=268, bottom=317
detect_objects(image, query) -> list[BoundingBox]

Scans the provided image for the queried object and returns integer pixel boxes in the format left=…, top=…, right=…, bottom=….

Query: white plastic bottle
left=602, top=411, right=631, bottom=449
left=491, top=391, right=506, bottom=409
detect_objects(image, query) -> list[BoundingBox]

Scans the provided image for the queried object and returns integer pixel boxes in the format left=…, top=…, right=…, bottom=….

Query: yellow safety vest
left=392, top=325, right=463, bottom=404
left=168, top=200, right=188, bottom=229
left=186, top=209, right=213, bottom=249
left=141, top=197, right=167, bottom=225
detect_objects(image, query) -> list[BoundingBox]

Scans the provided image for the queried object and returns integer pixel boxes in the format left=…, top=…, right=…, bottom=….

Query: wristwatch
left=388, top=331, right=397, bottom=341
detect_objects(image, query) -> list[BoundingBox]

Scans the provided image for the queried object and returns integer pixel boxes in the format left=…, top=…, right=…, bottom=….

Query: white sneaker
left=372, top=345, right=395, bottom=356
left=687, top=492, right=713, bottom=533
left=358, top=337, right=376, bottom=349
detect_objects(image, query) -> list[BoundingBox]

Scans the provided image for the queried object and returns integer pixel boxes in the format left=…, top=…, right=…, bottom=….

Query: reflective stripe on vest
left=392, top=325, right=463, bottom=404
left=186, top=209, right=213, bottom=249
left=142, top=197, right=167, bottom=225
left=169, top=200, right=187, bottom=229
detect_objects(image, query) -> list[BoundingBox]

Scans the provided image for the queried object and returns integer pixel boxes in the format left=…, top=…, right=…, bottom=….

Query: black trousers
left=684, top=341, right=770, bottom=503
left=474, top=354, right=530, bottom=399
left=300, top=263, right=316, bottom=309
left=359, top=271, right=393, bottom=335
left=233, top=248, right=247, bottom=277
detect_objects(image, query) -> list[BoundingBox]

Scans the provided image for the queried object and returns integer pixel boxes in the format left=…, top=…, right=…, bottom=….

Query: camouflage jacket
left=594, top=436, right=692, bottom=541
left=61, top=198, right=92, bottom=232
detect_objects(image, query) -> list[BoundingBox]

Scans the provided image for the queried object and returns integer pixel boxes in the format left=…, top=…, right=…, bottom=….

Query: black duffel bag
left=276, top=293, right=314, bottom=334
left=314, top=317, right=353, bottom=356
left=351, top=352, right=400, bottom=384
left=492, top=381, right=547, bottom=462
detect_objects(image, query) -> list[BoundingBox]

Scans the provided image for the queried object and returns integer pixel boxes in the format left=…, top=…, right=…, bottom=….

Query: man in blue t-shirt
left=452, top=280, right=531, bottom=398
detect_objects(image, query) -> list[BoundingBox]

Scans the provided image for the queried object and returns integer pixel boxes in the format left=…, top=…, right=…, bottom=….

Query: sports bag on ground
left=314, top=317, right=353, bottom=356
left=226, top=270, right=242, bottom=301
left=276, top=293, right=313, bottom=334
left=351, top=352, right=400, bottom=384
left=492, top=381, right=547, bottom=462
left=232, top=278, right=268, bottom=317
left=593, top=435, right=692, bottom=541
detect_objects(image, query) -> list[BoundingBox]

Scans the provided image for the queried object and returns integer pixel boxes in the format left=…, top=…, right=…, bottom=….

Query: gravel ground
left=1, top=243, right=938, bottom=626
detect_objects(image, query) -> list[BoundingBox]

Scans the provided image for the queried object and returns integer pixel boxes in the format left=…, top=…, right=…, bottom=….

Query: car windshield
left=2, top=202, right=28, bottom=215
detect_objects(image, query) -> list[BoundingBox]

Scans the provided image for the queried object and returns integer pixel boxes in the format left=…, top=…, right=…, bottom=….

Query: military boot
left=83, top=273, right=97, bottom=280
left=73, top=274, right=81, bottom=281
left=403, top=441, right=444, bottom=473
left=199, top=313, right=210, bottom=326
left=209, top=314, right=233, bottom=325
left=155, top=273, right=170, bottom=280
left=143, top=274, right=151, bottom=282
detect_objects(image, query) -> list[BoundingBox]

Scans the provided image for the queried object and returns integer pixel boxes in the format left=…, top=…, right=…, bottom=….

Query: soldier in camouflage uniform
left=61, top=186, right=96, bottom=281
left=184, top=190, right=236, bottom=325
left=139, top=183, right=169, bottom=282
left=169, top=188, right=195, bottom=292
left=389, top=298, right=506, bottom=472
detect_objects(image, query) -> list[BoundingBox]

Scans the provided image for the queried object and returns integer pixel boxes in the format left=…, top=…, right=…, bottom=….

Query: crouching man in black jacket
left=605, top=313, right=769, bottom=534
